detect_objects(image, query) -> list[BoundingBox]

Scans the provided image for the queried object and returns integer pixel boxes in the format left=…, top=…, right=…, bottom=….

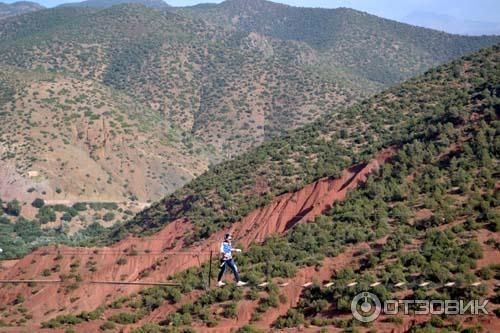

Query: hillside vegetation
left=0, top=1, right=499, bottom=228
left=19, top=43, right=498, bottom=333
left=178, top=0, right=500, bottom=85
left=0, top=65, right=214, bottom=202
left=109, top=44, right=500, bottom=333
left=2, top=1, right=499, bottom=157
left=0, top=4, right=358, bottom=155
left=115, top=45, right=499, bottom=244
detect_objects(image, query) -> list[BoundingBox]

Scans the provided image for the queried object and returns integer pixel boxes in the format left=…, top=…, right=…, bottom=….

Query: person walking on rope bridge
left=217, top=233, right=247, bottom=287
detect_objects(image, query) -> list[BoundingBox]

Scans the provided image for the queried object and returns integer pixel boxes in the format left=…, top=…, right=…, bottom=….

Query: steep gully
left=0, top=148, right=395, bottom=327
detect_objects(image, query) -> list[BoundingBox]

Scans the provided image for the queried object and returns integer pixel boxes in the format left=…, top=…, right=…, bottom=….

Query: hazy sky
left=5, top=0, right=500, bottom=24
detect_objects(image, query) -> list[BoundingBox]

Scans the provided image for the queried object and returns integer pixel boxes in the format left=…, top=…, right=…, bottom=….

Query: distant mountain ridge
left=402, top=11, right=500, bottom=36
left=59, top=0, right=169, bottom=9
left=0, top=1, right=43, bottom=20
left=176, top=0, right=500, bottom=85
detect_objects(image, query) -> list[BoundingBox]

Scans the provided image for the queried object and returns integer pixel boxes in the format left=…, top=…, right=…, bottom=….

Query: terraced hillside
left=0, top=44, right=497, bottom=332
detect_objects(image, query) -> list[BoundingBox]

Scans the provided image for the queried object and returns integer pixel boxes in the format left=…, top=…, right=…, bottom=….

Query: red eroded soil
left=230, top=148, right=394, bottom=242
left=476, top=228, right=500, bottom=269
left=0, top=218, right=192, bottom=328
left=0, top=148, right=394, bottom=329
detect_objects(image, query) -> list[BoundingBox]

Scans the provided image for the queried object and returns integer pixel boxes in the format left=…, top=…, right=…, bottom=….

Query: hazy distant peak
left=220, top=0, right=287, bottom=9
left=2, top=1, right=44, bottom=7
left=59, top=0, right=170, bottom=9
left=402, top=10, right=500, bottom=36
left=0, top=1, right=44, bottom=20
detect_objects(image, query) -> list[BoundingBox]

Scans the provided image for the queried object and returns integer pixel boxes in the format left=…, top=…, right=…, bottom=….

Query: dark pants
left=218, top=259, right=240, bottom=282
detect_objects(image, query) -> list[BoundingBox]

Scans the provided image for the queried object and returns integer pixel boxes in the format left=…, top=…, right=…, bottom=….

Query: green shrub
left=116, top=257, right=128, bottom=265
left=78, top=306, right=104, bottom=321
left=476, top=267, right=493, bottom=280
left=37, top=206, right=56, bottom=224
left=461, top=325, right=483, bottom=333
left=247, top=288, right=260, bottom=301
left=223, top=302, right=237, bottom=318
left=236, top=325, right=266, bottom=333
left=41, top=314, right=82, bottom=328
left=31, top=198, right=45, bottom=208
left=108, top=312, right=141, bottom=324
left=72, top=202, right=87, bottom=211
left=274, top=309, right=305, bottom=328
left=6, top=200, right=21, bottom=216
left=131, top=324, right=163, bottom=333
left=385, top=316, right=403, bottom=325
left=103, top=212, right=115, bottom=222
left=90, top=202, right=119, bottom=211
left=14, top=293, right=25, bottom=305
left=100, top=321, right=115, bottom=330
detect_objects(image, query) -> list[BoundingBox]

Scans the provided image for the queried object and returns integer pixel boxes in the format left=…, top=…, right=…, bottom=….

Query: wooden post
left=208, top=250, right=213, bottom=289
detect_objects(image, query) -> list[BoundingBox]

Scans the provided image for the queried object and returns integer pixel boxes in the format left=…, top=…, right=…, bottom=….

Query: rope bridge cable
left=7, top=244, right=319, bottom=256
left=1, top=278, right=483, bottom=289
left=16, top=250, right=214, bottom=256
left=0, top=279, right=180, bottom=286
left=0, top=279, right=61, bottom=284
left=277, top=280, right=487, bottom=290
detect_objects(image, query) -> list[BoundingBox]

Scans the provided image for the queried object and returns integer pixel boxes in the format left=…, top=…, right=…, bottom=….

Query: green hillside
left=177, top=0, right=500, bottom=85
left=113, top=45, right=499, bottom=244
left=2, top=1, right=499, bottom=158
left=40, top=44, right=499, bottom=333
left=0, top=3, right=498, bottom=330
left=0, top=4, right=358, bottom=155
left=0, top=1, right=499, bottom=240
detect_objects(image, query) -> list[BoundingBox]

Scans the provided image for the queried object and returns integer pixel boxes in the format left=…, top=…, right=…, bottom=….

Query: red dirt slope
left=230, top=147, right=394, bottom=243
left=0, top=148, right=394, bottom=329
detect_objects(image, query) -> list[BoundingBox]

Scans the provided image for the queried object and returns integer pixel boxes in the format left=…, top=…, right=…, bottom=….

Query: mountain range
left=1, top=42, right=498, bottom=332
left=4, top=0, right=500, bottom=36
left=1, top=0, right=499, bottom=206
left=0, top=0, right=498, bottom=331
